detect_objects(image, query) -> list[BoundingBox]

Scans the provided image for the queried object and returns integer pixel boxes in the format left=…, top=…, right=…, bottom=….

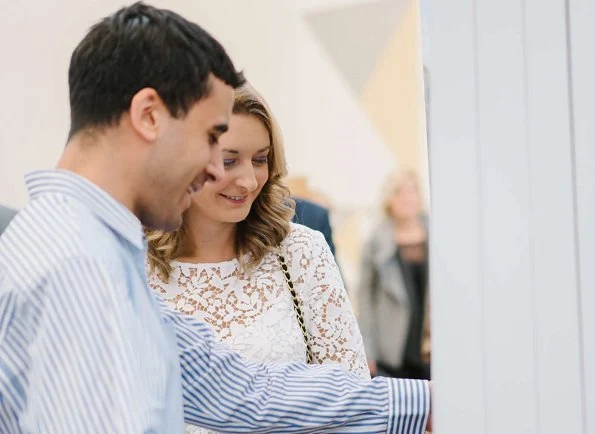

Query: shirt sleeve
left=8, top=257, right=147, bottom=433
left=157, top=297, right=430, bottom=433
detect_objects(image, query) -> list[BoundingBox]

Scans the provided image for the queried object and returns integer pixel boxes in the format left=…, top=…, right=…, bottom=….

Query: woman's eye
left=253, top=157, right=268, bottom=165
left=223, top=159, right=236, bottom=168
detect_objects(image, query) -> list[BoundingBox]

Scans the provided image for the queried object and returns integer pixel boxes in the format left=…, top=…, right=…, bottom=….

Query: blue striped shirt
left=0, top=170, right=430, bottom=433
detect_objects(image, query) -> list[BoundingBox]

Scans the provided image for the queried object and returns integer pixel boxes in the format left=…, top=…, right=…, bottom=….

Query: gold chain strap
left=278, top=254, right=313, bottom=364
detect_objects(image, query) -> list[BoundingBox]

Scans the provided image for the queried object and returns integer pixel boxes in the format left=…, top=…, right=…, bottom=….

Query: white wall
left=571, top=0, right=595, bottom=431
left=427, top=0, right=594, bottom=433
left=0, top=0, right=398, bottom=210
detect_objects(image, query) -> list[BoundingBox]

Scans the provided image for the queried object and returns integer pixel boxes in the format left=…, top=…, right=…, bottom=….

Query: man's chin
left=141, top=212, right=183, bottom=233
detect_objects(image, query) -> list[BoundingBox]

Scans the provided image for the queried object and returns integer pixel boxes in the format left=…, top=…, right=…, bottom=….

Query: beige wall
left=361, top=0, right=426, bottom=174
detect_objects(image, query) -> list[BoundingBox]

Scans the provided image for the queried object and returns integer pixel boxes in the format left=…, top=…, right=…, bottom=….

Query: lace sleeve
left=299, top=230, right=370, bottom=380
left=146, top=269, right=173, bottom=303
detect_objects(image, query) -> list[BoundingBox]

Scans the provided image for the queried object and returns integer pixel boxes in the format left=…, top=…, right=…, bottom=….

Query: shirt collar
left=25, top=169, right=145, bottom=250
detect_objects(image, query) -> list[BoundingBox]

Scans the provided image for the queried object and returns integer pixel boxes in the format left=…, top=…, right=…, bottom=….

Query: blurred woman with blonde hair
left=146, top=84, right=369, bottom=433
left=357, top=170, right=431, bottom=380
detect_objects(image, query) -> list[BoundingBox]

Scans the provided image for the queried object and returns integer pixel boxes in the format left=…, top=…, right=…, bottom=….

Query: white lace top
left=149, top=223, right=369, bottom=433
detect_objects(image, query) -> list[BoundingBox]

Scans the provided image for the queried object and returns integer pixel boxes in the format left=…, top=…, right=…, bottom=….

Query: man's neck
left=57, top=132, right=139, bottom=215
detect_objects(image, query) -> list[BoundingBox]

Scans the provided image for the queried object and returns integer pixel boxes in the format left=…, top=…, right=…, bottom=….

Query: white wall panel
left=427, top=0, right=591, bottom=432
left=425, top=1, right=486, bottom=433
left=475, top=2, right=536, bottom=431
left=569, top=0, right=595, bottom=432
left=525, top=1, right=584, bottom=432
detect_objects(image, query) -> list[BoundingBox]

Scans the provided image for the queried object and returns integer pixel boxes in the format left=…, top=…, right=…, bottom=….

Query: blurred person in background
left=292, top=197, right=336, bottom=256
left=358, top=170, right=431, bottom=380
left=286, top=176, right=337, bottom=257
left=146, top=85, right=368, bottom=433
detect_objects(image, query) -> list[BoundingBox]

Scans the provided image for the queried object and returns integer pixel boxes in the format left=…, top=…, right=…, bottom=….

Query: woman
left=357, top=171, right=431, bottom=380
left=146, top=85, right=368, bottom=433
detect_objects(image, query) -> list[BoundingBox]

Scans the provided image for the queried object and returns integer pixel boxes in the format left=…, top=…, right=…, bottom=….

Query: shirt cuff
left=386, top=378, right=430, bottom=434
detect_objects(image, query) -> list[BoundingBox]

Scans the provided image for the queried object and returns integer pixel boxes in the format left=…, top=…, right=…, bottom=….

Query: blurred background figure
left=287, top=176, right=335, bottom=255
left=0, top=205, right=17, bottom=236
left=292, top=197, right=336, bottom=256
left=287, top=177, right=340, bottom=284
left=357, top=170, right=430, bottom=380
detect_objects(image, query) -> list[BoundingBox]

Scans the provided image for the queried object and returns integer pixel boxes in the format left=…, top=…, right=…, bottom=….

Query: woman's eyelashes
left=223, top=158, right=236, bottom=168
left=252, top=156, right=268, bottom=166
left=223, top=155, right=268, bottom=169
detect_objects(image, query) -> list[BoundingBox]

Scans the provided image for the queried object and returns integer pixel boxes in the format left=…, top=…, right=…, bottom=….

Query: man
left=0, top=204, right=17, bottom=235
left=292, top=197, right=336, bottom=255
left=0, top=3, right=431, bottom=433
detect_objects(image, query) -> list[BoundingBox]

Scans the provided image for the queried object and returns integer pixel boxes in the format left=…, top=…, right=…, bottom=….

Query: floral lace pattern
left=148, top=223, right=369, bottom=434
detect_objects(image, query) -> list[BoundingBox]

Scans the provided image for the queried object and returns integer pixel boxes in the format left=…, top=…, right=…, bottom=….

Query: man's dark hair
left=68, top=2, right=245, bottom=138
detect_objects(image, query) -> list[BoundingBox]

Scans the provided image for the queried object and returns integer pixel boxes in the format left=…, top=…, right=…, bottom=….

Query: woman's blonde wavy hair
left=146, top=84, right=295, bottom=282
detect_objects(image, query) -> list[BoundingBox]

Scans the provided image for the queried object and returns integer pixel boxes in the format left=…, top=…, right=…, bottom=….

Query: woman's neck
left=177, top=212, right=238, bottom=264
left=393, top=215, right=427, bottom=245
left=393, top=216, right=421, bottom=232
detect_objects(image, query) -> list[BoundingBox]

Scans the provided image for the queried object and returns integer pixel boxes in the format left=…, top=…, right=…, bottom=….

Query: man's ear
left=129, top=88, right=168, bottom=142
